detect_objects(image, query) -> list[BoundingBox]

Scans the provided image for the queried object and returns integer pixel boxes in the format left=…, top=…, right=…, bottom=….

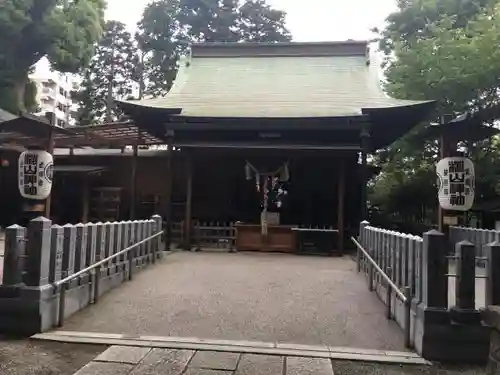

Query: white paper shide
left=436, top=157, right=475, bottom=211
left=18, top=150, right=54, bottom=200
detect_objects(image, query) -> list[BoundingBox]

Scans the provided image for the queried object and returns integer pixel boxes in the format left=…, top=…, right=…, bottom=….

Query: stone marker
left=49, top=225, right=63, bottom=283
left=3, top=224, right=26, bottom=286
left=26, top=217, right=52, bottom=286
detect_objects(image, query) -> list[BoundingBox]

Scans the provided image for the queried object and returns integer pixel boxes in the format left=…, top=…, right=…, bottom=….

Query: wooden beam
left=82, top=174, right=89, bottom=223
left=183, top=154, right=193, bottom=250
left=44, top=129, right=55, bottom=218
left=164, top=131, right=175, bottom=250
left=360, top=123, right=371, bottom=221
left=337, top=159, right=345, bottom=256
left=130, top=144, right=139, bottom=220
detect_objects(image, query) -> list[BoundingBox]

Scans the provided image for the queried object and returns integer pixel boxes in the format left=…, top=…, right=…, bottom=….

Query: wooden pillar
left=337, top=159, right=345, bottom=255
left=130, top=144, right=139, bottom=220
left=44, top=129, right=55, bottom=218
left=82, top=174, right=89, bottom=223
left=360, top=123, right=371, bottom=222
left=438, top=114, right=456, bottom=233
left=183, top=154, right=193, bottom=250
left=164, top=131, right=175, bottom=250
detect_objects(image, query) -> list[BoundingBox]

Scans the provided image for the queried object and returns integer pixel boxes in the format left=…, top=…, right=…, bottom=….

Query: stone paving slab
left=286, top=357, right=334, bottom=375
left=190, top=351, right=240, bottom=371
left=94, top=346, right=152, bottom=365
left=235, top=354, right=283, bottom=375
left=62, top=252, right=407, bottom=351
left=130, top=348, right=194, bottom=375
left=74, top=362, right=136, bottom=375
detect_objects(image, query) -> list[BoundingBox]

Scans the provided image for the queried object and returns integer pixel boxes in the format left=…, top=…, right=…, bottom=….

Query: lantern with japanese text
left=18, top=150, right=54, bottom=200
left=436, top=157, right=475, bottom=211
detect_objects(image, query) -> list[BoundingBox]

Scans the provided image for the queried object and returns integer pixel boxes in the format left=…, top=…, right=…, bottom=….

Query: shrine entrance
left=179, top=148, right=358, bottom=255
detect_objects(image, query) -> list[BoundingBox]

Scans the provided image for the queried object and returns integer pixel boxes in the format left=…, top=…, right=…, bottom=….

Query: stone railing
left=357, top=221, right=493, bottom=363
left=449, top=226, right=500, bottom=266
left=0, top=215, right=164, bottom=335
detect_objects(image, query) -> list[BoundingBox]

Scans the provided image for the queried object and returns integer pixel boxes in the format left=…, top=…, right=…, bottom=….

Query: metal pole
left=93, top=268, right=100, bottom=303
left=356, top=246, right=361, bottom=272
left=386, top=266, right=392, bottom=319
left=57, top=283, right=67, bottom=327
left=403, top=286, right=412, bottom=348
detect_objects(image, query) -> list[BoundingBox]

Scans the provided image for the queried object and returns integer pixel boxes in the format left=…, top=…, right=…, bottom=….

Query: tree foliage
left=370, top=0, right=500, bottom=224
left=136, top=0, right=291, bottom=97
left=75, top=21, right=139, bottom=125
left=0, top=0, right=105, bottom=112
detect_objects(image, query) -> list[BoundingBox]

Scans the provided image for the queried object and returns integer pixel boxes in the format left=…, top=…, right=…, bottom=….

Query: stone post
left=74, top=223, right=88, bottom=275
left=421, top=230, right=448, bottom=309
left=49, top=225, right=63, bottom=284
left=104, top=222, right=114, bottom=274
left=122, top=221, right=130, bottom=276
left=86, top=223, right=97, bottom=268
left=95, top=223, right=106, bottom=278
left=487, top=242, right=500, bottom=306
left=62, top=224, right=76, bottom=283
left=114, top=221, right=123, bottom=271
left=152, top=215, right=163, bottom=261
left=450, top=241, right=480, bottom=324
left=3, top=224, right=27, bottom=286
left=26, top=217, right=52, bottom=287
left=414, top=230, right=451, bottom=359
left=146, top=220, right=153, bottom=263
left=414, top=239, right=423, bottom=304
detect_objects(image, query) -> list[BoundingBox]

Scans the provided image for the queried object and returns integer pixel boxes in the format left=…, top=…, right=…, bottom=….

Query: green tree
left=0, top=0, right=105, bottom=113
left=75, top=21, right=140, bottom=125
left=136, top=0, right=291, bottom=98
left=370, top=0, right=500, bottom=224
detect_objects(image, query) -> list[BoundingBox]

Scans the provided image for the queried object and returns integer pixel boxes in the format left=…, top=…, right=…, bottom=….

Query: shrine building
left=0, top=41, right=435, bottom=254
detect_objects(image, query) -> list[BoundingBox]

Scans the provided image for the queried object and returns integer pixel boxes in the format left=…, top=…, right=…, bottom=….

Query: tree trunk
left=13, top=77, right=27, bottom=114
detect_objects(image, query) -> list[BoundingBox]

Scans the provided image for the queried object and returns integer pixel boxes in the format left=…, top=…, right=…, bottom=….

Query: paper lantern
left=436, top=157, right=475, bottom=211
left=18, top=150, right=54, bottom=200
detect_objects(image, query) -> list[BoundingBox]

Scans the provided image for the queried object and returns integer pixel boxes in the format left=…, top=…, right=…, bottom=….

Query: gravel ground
left=0, top=337, right=105, bottom=375
left=330, top=360, right=486, bottom=375
left=63, top=252, right=407, bottom=350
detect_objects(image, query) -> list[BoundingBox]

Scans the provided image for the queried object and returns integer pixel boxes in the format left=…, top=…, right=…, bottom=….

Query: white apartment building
left=30, top=58, right=79, bottom=128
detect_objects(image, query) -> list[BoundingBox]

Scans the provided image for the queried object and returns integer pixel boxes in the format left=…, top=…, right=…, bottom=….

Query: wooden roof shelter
left=0, top=116, right=164, bottom=150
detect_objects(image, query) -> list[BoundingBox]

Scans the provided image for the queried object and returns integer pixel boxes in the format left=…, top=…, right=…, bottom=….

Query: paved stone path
left=62, top=252, right=407, bottom=350
left=73, top=345, right=415, bottom=375
left=71, top=345, right=485, bottom=375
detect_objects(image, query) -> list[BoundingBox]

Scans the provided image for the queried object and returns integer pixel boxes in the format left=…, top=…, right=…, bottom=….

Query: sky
left=36, top=0, right=397, bottom=76
left=106, top=0, right=397, bottom=41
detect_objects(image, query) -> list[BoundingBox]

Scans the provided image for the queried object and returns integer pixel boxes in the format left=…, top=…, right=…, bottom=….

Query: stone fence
left=449, top=226, right=500, bottom=266
left=357, top=221, right=496, bottom=363
left=0, top=215, right=164, bottom=335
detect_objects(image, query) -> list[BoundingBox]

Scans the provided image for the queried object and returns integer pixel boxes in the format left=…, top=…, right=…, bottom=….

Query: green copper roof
left=126, top=41, right=431, bottom=118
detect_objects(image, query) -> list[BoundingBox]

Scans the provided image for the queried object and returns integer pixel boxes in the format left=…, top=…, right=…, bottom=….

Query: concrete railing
left=0, top=215, right=164, bottom=335
left=356, top=221, right=493, bottom=363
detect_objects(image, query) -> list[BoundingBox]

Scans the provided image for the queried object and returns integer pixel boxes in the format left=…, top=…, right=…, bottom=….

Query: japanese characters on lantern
left=436, top=157, right=475, bottom=211
left=18, top=150, right=54, bottom=200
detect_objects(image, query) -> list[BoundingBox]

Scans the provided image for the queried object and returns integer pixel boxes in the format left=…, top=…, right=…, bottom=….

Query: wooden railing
left=171, top=221, right=235, bottom=251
